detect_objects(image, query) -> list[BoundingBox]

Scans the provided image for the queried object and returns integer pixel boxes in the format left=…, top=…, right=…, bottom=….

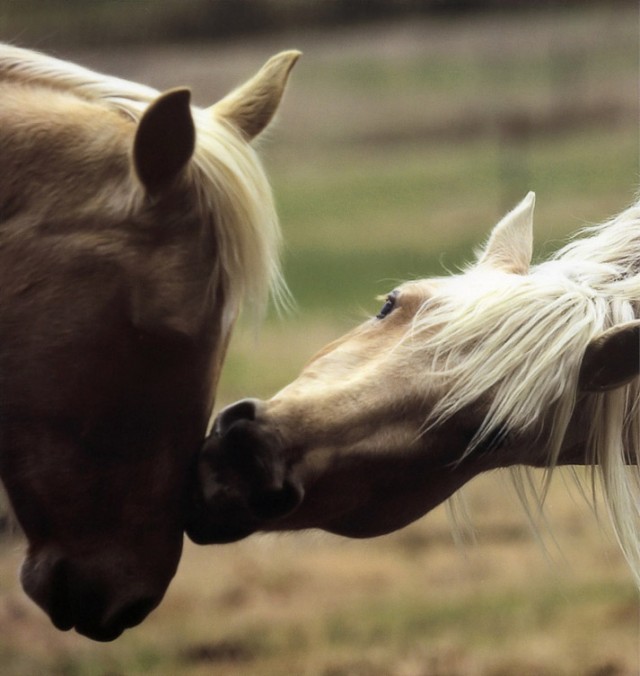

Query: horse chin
left=185, top=519, right=256, bottom=545
left=185, top=515, right=258, bottom=545
left=185, top=470, right=259, bottom=544
left=185, top=473, right=302, bottom=544
left=323, top=514, right=416, bottom=539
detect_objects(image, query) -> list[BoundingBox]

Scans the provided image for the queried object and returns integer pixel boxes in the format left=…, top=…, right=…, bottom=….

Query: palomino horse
left=188, top=192, right=640, bottom=583
left=0, top=44, right=298, bottom=640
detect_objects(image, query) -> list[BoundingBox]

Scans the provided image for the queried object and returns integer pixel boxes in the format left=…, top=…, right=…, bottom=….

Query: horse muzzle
left=20, top=548, right=166, bottom=642
left=185, top=398, right=304, bottom=544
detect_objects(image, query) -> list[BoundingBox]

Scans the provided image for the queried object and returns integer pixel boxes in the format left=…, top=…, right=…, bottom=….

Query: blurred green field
left=219, top=123, right=639, bottom=403
left=218, top=4, right=639, bottom=401
left=0, top=4, right=639, bottom=675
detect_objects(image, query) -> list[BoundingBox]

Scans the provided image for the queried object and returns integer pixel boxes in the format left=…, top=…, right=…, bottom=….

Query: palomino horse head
left=0, top=44, right=298, bottom=640
left=188, top=192, right=640, bottom=582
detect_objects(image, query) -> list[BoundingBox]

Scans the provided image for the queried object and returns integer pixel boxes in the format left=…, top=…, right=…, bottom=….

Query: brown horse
left=188, top=192, right=640, bottom=584
left=0, top=43, right=298, bottom=640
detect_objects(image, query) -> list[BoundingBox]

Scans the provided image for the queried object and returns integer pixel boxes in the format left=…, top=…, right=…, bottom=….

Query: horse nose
left=215, top=398, right=260, bottom=436
left=20, top=550, right=162, bottom=642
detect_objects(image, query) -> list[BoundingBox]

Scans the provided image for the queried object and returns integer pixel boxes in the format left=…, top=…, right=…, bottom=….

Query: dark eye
left=376, top=291, right=398, bottom=319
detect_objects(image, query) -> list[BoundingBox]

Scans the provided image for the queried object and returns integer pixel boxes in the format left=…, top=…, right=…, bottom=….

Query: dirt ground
left=0, top=472, right=637, bottom=675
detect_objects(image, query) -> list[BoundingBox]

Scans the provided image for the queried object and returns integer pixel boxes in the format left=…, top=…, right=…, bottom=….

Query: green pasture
left=213, top=5, right=639, bottom=404
left=218, top=123, right=639, bottom=403
left=272, top=128, right=638, bottom=314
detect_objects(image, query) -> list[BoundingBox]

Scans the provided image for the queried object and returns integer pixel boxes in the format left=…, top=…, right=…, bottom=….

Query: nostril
left=215, top=398, right=259, bottom=436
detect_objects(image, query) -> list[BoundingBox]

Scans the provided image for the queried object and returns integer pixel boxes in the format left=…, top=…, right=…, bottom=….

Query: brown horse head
left=188, top=193, right=640, bottom=582
left=0, top=44, right=298, bottom=640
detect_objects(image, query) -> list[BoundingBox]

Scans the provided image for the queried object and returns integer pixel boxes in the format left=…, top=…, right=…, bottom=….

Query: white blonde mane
left=0, top=43, right=284, bottom=322
left=409, top=199, right=640, bottom=583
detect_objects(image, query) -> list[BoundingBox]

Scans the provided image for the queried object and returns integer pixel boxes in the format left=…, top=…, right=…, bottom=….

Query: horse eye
left=376, top=291, right=398, bottom=320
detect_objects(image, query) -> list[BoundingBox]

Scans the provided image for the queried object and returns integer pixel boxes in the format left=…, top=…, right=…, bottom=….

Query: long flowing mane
left=408, top=199, right=640, bottom=581
left=0, top=43, right=285, bottom=323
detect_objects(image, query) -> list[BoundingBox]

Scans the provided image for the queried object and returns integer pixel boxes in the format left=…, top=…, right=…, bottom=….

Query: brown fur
left=0, top=45, right=298, bottom=641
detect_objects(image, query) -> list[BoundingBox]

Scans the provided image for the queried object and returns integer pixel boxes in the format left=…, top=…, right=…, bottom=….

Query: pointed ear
left=134, top=88, right=195, bottom=193
left=477, top=191, right=535, bottom=275
left=579, top=320, right=640, bottom=392
left=211, top=50, right=301, bottom=141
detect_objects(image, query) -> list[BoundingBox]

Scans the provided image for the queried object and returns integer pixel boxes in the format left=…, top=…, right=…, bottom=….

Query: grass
left=272, top=126, right=638, bottom=315
left=324, top=581, right=636, bottom=649
left=0, top=473, right=637, bottom=674
left=217, top=123, right=638, bottom=401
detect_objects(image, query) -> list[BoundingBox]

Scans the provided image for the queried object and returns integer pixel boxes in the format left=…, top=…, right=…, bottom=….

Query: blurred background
left=0, top=1, right=638, bottom=674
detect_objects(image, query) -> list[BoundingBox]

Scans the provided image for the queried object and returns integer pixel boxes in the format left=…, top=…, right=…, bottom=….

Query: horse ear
left=579, top=320, right=640, bottom=392
left=477, top=191, right=535, bottom=275
left=211, top=50, right=301, bottom=141
left=134, top=88, right=195, bottom=193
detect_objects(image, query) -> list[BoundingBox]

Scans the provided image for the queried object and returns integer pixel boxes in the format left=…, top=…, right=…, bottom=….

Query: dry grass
left=0, top=474, right=637, bottom=674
